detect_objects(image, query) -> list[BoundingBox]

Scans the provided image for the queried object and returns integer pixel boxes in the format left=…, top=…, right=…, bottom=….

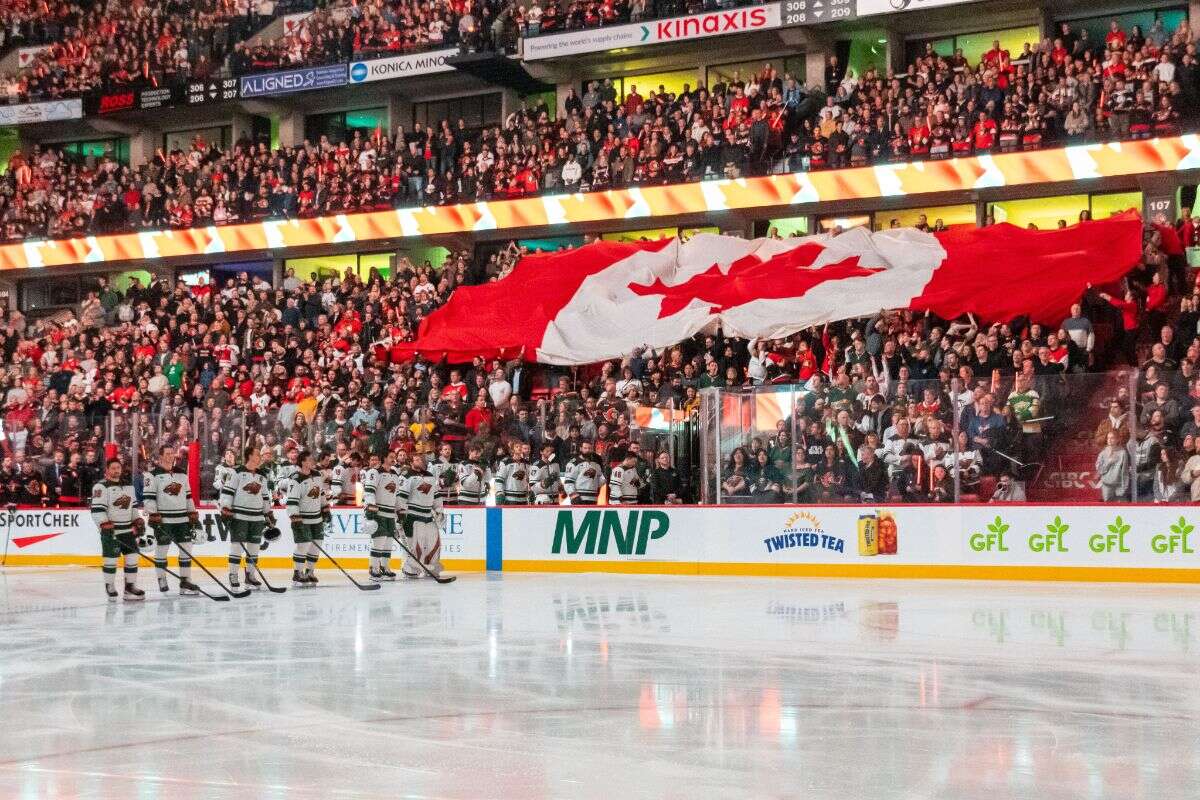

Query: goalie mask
left=135, top=531, right=156, bottom=549
left=261, top=525, right=281, bottom=551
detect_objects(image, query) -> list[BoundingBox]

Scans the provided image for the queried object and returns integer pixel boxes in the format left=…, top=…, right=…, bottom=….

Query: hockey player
left=529, top=443, right=562, bottom=504
left=212, top=449, right=238, bottom=543
left=454, top=445, right=490, bottom=505
left=273, top=446, right=300, bottom=505
left=287, top=451, right=330, bottom=587
left=563, top=440, right=606, bottom=505
left=397, top=454, right=446, bottom=578
left=362, top=451, right=403, bottom=582
left=90, top=458, right=145, bottom=601
left=220, top=446, right=274, bottom=590
left=608, top=451, right=643, bottom=504
left=143, top=446, right=202, bottom=596
left=329, top=451, right=359, bottom=505
left=493, top=442, right=531, bottom=504
left=429, top=443, right=457, bottom=498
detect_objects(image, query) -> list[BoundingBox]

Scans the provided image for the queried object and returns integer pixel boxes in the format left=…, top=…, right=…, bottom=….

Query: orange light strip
left=4, top=136, right=1195, bottom=271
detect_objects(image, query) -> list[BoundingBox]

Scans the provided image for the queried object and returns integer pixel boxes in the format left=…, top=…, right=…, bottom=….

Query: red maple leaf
left=628, top=242, right=883, bottom=318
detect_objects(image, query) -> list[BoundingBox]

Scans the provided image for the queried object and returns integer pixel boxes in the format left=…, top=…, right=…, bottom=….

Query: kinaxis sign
left=7, top=505, right=1200, bottom=583
left=523, top=3, right=782, bottom=60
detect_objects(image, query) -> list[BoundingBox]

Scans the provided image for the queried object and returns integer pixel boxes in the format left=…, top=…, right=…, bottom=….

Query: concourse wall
left=3, top=505, right=1200, bottom=583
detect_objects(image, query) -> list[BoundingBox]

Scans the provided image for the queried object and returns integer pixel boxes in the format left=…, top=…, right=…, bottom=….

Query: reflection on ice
left=0, top=568, right=1198, bottom=799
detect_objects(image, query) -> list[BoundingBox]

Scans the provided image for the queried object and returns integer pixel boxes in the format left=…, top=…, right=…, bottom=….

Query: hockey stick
left=176, top=541, right=252, bottom=599
left=309, top=540, right=381, bottom=591
left=391, top=533, right=456, bottom=584
left=134, top=548, right=229, bottom=602
left=0, top=502, right=14, bottom=567
left=238, top=541, right=286, bottom=593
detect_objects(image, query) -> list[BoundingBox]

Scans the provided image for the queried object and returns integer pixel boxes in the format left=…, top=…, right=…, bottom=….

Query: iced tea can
left=857, top=514, right=878, bottom=556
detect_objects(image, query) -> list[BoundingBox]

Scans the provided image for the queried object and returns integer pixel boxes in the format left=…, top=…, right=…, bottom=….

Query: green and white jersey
left=454, top=460, right=490, bottom=503
left=429, top=459, right=457, bottom=493
left=493, top=458, right=530, bottom=503
left=273, top=461, right=300, bottom=502
left=214, top=464, right=237, bottom=496
left=363, top=467, right=404, bottom=519
left=287, top=472, right=328, bottom=525
left=529, top=459, right=561, bottom=504
left=329, top=460, right=354, bottom=503
left=142, top=469, right=196, bottom=523
left=91, top=480, right=137, bottom=535
left=608, top=465, right=641, bottom=505
left=563, top=456, right=606, bottom=502
left=219, top=466, right=273, bottom=522
left=398, top=470, right=445, bottom=523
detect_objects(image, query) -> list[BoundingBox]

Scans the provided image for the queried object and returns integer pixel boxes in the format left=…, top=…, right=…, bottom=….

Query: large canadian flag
left=401, top=214, right=1142, bottom=365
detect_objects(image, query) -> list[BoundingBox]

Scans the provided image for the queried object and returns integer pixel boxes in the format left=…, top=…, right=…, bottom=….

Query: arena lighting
left=1, top=134, right=1194, bottom=271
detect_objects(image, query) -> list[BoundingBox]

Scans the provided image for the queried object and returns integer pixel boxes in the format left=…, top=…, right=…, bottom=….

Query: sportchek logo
left=552, top=509, right=668, bottom=555
left=649, top=7, right=770, bottom=41
left=13, top=532, right=64, bottom=549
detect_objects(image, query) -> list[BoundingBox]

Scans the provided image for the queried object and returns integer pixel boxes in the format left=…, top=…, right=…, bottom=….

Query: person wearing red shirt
left=441, top=369, right=469, bottom=400
left=464, top=393, right=494, bottom=433
left=1105, top=20, right=1126, bottom=51
left=972, top=111, right=997, bottom=150
left=623, top=85, right=643, bottom=115
left=1099, top=288, right=1140, bottom=365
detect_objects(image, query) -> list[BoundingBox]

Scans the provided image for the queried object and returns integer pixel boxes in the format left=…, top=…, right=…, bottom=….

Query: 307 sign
left=783, top=0, right=855, bottom=25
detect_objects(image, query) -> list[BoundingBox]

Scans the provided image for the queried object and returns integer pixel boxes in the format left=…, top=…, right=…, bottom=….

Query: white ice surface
left=1, top=567, right=1198, bottom=800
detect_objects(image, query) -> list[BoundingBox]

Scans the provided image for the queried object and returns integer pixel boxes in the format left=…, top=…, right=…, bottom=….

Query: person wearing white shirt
left=488, top=370, right=513, bottom=408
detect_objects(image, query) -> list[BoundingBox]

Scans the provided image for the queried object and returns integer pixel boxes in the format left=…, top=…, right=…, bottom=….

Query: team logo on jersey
left=164, top=482, right=183, bottom=496
left=113, top=495, right=132, bottom=509
left=93, top=486, right=104, bottom=498
left=514, top=470, right=526, bottom=481
left=418, top=482, right=432, bottom=494
left=245, top=481, right=262, bottom=495
left=584, top=468, right=596, bottom=479
left=306, top=486, right=322, bottom=499
left=384, top=481, right=396, bottom=493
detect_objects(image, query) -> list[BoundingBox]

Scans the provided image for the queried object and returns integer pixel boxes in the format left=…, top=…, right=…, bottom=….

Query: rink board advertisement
left=1, top=508, right=486, bottom=571
left=4, top=505, right=1200, bottom=582
left=499, top=505, right=1200, bottom=582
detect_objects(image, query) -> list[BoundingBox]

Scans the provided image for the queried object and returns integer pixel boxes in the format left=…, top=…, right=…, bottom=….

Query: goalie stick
left=391, top=533, right=456, bottom=584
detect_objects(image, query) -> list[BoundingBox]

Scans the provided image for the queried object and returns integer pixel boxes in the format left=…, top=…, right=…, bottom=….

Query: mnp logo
left=552, top=509, right=669, bottom=555
left=350, top=62, right=369, bottom=83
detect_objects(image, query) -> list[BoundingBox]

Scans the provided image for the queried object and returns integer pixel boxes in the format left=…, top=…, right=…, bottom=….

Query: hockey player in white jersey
left=428, top=443, right=457, bottom=498
left=143, top=445, right=202, bottom=596
left=329, top=452, right=359, bottom=505
left=529, top=443, right=562, bottom=504
left=608, top=451, right=643, bottom=504
left=453, top=445, right=490, bottom=505
left=273, top=446, right=300, bottom=505
left=219, top=446, right=274, bottom=590
left=90, top=458, right=145, bottom=601
left=493, top=442, right=531, bottom=504
left=563, top=440, right=606, bottom=505
left=397, top=454, right=446, bottom=578
left=362, top=451, right=403, bottom=582
left=287, top=451, right=330, bottom=586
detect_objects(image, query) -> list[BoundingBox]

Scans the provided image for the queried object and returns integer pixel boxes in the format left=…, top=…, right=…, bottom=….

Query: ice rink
left=1, top=567, right=1198, bottom=800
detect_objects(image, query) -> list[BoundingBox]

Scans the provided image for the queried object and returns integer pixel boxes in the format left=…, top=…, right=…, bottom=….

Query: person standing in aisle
left=220, top=446, right=274, bottom=590
left=398, top=454, right=447, bottom=578
left=287, top=451, right=330, bottom=587
left=90, top=458, right=145, bottom=602
left=143, top=446, right=202, bottom=596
